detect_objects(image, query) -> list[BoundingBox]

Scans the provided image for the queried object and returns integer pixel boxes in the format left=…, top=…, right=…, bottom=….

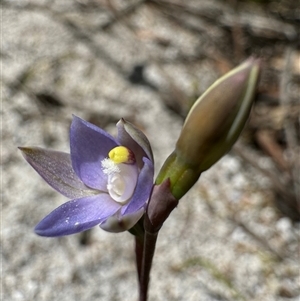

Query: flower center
left=108, top=146, right=135, bottom=164
left=101, top=146, right=138, bottom=205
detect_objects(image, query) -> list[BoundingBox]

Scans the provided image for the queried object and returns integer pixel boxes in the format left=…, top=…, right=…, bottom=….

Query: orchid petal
left=117, top=119, right=153, bottom=168
left=121, top=157, right=154, bottom=215
left=70, top=116, right=118, bottom=190
left=100, top=207, right=145, bottom=232
left=19, top=147, right=97, bottom=199
left=34, top=194, right=120, bottom=236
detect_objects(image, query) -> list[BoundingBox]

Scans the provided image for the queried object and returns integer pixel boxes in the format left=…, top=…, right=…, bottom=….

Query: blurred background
left=2, top=0, right=299, bottom=300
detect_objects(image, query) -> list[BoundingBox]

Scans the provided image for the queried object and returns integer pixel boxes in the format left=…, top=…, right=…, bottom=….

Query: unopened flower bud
left=156, top=57, right=260, bottom=200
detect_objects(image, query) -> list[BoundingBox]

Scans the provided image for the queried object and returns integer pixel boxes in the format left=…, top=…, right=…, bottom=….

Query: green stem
left=135, top=236, right=144, bottom=286
left=137, top=179, right=179, bottom=300
left=129, top=218, right=145, bottom=297
left=139, top=228, right=158, bottom=301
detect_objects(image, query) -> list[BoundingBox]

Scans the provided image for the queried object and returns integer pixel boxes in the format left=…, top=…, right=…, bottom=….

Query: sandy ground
left=2, top=1, right=299, bottom=300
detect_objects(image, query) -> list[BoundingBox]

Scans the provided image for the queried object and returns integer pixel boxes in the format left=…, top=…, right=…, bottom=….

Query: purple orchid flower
left=19, top=116, right=154, bottom=236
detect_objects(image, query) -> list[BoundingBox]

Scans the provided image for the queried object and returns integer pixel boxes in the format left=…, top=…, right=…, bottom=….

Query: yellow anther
left=108, top=146, right=135, bottom=164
